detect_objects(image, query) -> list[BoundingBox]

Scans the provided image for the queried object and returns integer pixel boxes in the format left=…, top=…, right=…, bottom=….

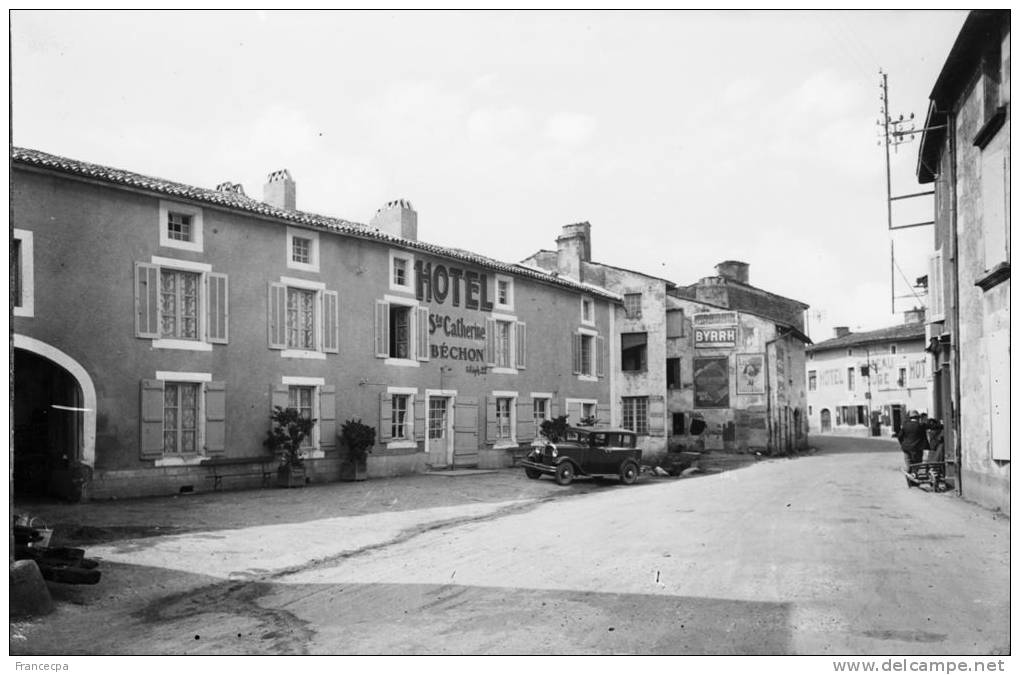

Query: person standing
left=896, top=410, right=930, bottom=472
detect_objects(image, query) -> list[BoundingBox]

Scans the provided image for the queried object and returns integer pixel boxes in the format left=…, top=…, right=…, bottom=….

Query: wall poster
left=694, top=356, right=730, bottom=408
left=736, top=353, right=765, bottom=395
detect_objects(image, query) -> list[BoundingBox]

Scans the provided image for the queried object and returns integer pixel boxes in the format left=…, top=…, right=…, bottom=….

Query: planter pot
left=339, top=457, right=368, bottom=481
left=277, top=465, right=306, bottom=488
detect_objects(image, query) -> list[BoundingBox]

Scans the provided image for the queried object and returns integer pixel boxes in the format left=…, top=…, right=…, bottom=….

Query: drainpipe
left=765, top=332, right=782, bottom=454
left=947, top=111, right=963, bottom=497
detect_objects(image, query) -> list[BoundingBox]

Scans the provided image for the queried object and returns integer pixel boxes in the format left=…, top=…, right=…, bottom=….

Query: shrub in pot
left=264, top=406, right=315, bottom=488
left=339, top=419, right=376, bottom=481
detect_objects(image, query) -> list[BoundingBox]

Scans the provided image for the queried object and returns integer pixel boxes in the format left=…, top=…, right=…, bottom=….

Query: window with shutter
left=515, top=321, right=527, bottom=369
left=204, top=381, right=226, bottom=457
left=416, top=306, right=430, bottom=361
left=269, top=279, right=337, bottom=357
left=319, top=385, right=336, bottom=449
left=323, top=291, right=339, bottom=353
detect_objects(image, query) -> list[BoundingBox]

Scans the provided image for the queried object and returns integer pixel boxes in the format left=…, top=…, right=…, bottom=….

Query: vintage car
left=521, top=426, right=642, bottom=486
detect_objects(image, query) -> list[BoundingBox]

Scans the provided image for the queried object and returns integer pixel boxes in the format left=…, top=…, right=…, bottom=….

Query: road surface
left=11, top=436, right=1009, bottom=655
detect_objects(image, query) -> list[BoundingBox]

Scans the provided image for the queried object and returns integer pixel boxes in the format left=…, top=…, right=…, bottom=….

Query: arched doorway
left=820, top=408, right=832, bottom=433
left=13, top=339, right=96, bottom=502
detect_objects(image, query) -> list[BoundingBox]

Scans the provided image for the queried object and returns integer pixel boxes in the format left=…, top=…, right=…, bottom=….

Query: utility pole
left=877, top=69, right=942, bottom=314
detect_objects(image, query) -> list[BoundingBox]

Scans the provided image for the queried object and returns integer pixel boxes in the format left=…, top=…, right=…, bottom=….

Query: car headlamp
left=550, top=447, right=558, bottom=458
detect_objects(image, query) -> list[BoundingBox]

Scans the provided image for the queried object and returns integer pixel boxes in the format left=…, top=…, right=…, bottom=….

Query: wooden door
left=453, top=396, right=479, bottom=468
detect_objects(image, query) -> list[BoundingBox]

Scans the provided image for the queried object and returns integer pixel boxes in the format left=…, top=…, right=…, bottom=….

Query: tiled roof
left=808, top=322, right=926, bottom=352
left=12, top=146, right=621, bottom=302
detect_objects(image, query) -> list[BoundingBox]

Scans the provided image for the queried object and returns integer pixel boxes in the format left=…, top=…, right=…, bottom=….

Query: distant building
left=805, top=311, right=928, bottom=437
left=916, top=9, right=1010, bottom=514
left=525, top=231, right=810, bottom=462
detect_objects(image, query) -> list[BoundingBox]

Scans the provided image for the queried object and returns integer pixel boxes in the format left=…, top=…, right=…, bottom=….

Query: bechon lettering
left=428, top=314, right=486, bottom=340
left=431, top=343, right=486, bottom=362
left=416, top=260, right=494, bottom=312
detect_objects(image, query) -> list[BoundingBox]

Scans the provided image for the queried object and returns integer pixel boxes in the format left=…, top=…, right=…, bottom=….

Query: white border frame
left=565, top=397, right=599, bottom=427
left=280, top=276, right=327, bottom=359
left=384, top=293, right=422, bottom=367
left=159, top=200, right=204, bottom=252
left=580, top=295, right=595, bottom=327
left=386, top=386, right=419, bottom=449
left=577, top=327, right=599, bottom=382
left=491, top=390, right=518, bottom=448
left=150, top=256, right=215, bottom=352
left=13, top=228, right=34, bottom=317
left=286, top=227, right=320, bottom=273
left=489, top=311, right=520, bottom=375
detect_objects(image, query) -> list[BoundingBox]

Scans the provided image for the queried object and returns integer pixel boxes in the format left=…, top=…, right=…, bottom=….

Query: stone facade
left=916, top=10, right=1010, bottom=514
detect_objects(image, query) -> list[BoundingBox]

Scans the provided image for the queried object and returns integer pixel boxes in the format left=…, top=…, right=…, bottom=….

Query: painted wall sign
left=736, top=353, right=765, bottom=395
left=416, top=260, right=494, bottom=312
left=428, top=313, right=486, bottom=340
left=693, top=312, right=738, bottom=348
left=694, top=357, right=730, bottom=408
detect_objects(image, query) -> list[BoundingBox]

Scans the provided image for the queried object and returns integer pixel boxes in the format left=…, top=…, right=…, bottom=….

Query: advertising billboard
left=693, top=311, right=738, bottom=349
left=694, top=356, right=730, bottom=408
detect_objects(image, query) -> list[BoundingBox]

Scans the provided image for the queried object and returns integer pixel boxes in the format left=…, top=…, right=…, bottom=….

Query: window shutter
left=267, top=283, right=287, bottom=349
left=204, top=381, right=226, bottom=457
left=596, top=402, right=611, bottom=427
left=207, top=273, right=229, bottom=344
left=485, top=318, right=497, bottom=367
left=928, top=251, right=944, bottom=322
left=485, top=396, right=497, bottom=443
left=319, top=385, right=336, bottom=449
left=416, top=306, right=430, bottom=361
left=596, top=335, right=606, bottom=377
left=375, top=300, right=390, bottom=358
left=135, top=262, right=160, bottom=339
left=566, top=400, right=582, bottom=426
left=573, top=334, right=582, bottom=374
left=516, top=397, right=534, bottom=442
left=270, top=384, right=289, bottom=412
left=515, top=321, right=527, bottom=369
left=413, top=396, right=426, bottom=442
left=139, top=379, right=165, bottom=460
left=378, top=391, right=393, bottom=443
left=648, top=395, right=666, bottom=437
left=322, top=291, right=339, bottom=354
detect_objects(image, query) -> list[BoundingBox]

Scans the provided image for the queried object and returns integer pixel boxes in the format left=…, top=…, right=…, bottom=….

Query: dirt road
left=11, top=437, right=1009, bottom=655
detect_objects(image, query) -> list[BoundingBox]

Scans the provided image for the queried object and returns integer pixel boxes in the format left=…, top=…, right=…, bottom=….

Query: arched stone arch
left=13, top=334, right=96, bottom=467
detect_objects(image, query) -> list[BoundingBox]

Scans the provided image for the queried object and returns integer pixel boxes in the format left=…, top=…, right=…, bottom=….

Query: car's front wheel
left=524, top=467, right=542, bottom=480
left=555, top=462, right=575, bottom=486
left=619, top=460, right=639, bottom=485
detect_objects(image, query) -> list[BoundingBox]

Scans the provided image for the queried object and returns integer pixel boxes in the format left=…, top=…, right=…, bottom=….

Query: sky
left=10, top=10, right=969, bottom=340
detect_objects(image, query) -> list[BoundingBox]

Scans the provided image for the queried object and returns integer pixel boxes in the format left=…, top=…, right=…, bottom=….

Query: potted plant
left=539, top=415, right=570, bottom=443
left=339, top=419, right=376, bottom=481
left=264, top=406, right=315, bottom=488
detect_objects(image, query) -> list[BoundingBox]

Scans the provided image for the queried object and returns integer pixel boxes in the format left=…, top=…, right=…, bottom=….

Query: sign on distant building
left=694, top=356, right=730, bottom=408
left=693, top=311, right=738, bottom=349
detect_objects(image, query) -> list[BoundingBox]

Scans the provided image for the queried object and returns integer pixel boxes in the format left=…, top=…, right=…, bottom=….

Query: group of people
left=896, top=410, right=945, bottom=473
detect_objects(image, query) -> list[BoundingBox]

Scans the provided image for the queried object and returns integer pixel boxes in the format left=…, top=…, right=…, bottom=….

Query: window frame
left=286, top=227, right=320, bottom=273
left=159, top=200, right=204, bottom=252
left=621, top=332, right=649, bottom=373
left=580, top=296, right=595, bottom=326
left=378, top=294, right=426, bottom=367
left=531, top=393, right=552, bottom=437
left=278, top=276, right=329, bottom=360
left=152, top=370, right=211, bottom=466
left=624, top=293, right=643, bottom=320
left=808, top=370, right=817, bottom=391
left=494, top=274, right=514, bottom=311
left=489, top=390, right=518, bottom=449
left=148, top=256, right=216, bottom=352
left=389, top=250, right=415, bottom=294
left=282, top=375, right=325, bottom=457
left=12, top=228, right=34, bottom=318
left=622, top=396, right=649, bottom=435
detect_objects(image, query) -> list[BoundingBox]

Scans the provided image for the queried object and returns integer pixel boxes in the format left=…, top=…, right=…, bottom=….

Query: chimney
left=834, top=326, right=851, bottom=338
left=904, top=307, right=926, bottom=324
left=370, top=199, right=418, bottom=240
left=216, top=181, right=246, bottom=196
left=556, top=222, right=591, bottom=281
left=715, top=260, right=750, bottom=284
left=263, top=169, right=296, bottom=210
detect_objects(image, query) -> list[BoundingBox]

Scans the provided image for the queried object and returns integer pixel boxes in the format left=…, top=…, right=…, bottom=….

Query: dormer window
left=159, top=200, right=203, bottom=252
left=286, top=227, right=319, bottom=273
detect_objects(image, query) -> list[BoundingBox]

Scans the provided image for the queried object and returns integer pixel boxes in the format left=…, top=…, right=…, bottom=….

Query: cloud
left=544, top=112, right=598, bottom=146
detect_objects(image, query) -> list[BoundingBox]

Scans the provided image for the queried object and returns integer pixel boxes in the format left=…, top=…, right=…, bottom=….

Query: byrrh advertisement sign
left=693, top=311, right=738, bottom=349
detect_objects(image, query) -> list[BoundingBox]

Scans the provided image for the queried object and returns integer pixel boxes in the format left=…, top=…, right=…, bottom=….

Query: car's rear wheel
left=555, top=462, right=574, bottom=486
left=619, top=460, right=639, bottom=485
left=524, top=467, right=542, bottom=480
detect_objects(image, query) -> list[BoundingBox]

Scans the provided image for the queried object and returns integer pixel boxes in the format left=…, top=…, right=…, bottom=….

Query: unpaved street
left=11, top=437, right=1009, bottom=655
